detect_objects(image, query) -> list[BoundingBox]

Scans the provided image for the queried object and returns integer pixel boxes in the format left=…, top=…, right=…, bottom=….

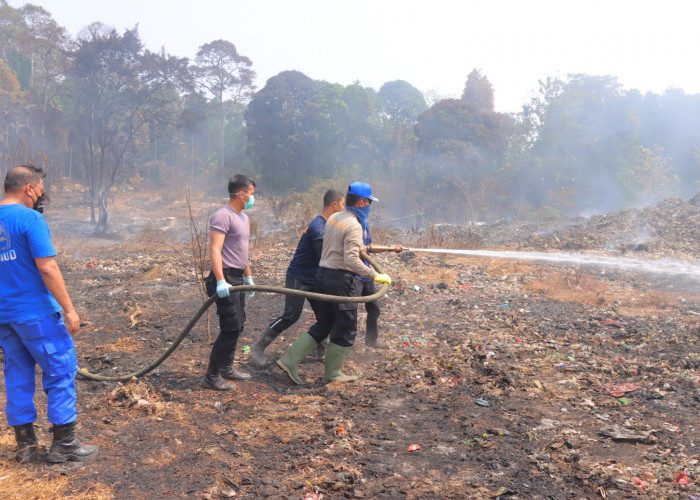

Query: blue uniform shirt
left=286, top=215, right=327, bottom=283
left=0, top=204, right=61, bottom=323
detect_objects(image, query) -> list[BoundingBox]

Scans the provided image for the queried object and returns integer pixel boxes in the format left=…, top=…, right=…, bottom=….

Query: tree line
left=2, top=2, right=699, bottom=230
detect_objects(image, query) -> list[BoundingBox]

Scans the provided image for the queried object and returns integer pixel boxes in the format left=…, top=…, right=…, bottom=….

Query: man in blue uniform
left=0, top=165, right=97, bottom=463
left=251, top=189, right=345, bottom=366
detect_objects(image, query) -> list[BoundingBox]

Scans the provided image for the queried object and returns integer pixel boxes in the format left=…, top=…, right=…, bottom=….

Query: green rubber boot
left=323, top=343, right=359, bottom=383
left=276, top=332, right=318, bottom=385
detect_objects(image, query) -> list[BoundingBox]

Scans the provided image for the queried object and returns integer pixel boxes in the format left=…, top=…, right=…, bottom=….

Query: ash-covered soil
left=1, top=190, right=699, bottom=499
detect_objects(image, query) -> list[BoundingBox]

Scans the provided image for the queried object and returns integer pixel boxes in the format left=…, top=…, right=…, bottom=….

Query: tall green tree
left=0, top=0, right=29, bottom=88
left=245, top=70, right=324, bottom=191
left=68, top=24, right=190, bottom=232
left=18, top=4, right=70, bottom=164
left=379, top=80, right=427, bottom=124
left=414, top=71, right=513, bottom=220
left=526, top=74, right=640, bottom=213
left=193, top=40, right=255, bottom=169
left=461, top=69, right=494, bottom=112
left=377, top=80, right=426, bottom=174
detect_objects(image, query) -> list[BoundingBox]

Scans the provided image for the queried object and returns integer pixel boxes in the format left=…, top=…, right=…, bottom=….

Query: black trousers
left=308, top=268, right=362, bottom=347
left=267, top=276, right=319, bottom=336
left=205, top=269, right=245, bottom=368
left=361, top=280, right=380, bottom=342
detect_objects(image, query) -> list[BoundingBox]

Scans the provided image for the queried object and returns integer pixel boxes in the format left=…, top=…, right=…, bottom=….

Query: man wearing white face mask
left=202, top=174, right=256, bottom=390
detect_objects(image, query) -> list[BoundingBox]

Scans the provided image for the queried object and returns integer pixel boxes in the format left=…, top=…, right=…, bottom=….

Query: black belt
left=222, top=268, right=245, bottom=277
left=319, top=267, right=354, bottom=276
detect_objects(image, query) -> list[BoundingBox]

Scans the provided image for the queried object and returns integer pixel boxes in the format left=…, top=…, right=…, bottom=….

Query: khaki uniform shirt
left=319, top=210, right=376, bottom=280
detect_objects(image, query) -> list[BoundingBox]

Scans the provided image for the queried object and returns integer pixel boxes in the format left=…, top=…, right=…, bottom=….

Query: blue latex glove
left=216, top=279, right=231, bottom=298
left=244, top=276, right=255, bottom=298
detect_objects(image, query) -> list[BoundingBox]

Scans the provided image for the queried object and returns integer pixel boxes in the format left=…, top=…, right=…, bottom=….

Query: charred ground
left=1, top=190, right=699, bottom=499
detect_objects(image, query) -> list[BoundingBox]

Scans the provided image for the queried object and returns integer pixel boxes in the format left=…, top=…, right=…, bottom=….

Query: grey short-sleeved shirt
left=210, top=205, right=249, bottom=269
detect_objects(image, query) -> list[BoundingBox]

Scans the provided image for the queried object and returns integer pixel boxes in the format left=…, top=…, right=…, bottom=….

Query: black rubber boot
left=251, top=326, right=279, bottom=367
left=14, top=423, right=38, bottom=463
left=365, top=322, right=389, bottom=349
left=220, top=364, right=251, bottom=380
left=47, top=422, right=98, bottom=463
left=202, top=364, right=235, bottom=390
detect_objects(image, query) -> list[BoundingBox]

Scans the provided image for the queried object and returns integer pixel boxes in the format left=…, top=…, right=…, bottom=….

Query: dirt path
left=1, top=192, right=698, bottom=499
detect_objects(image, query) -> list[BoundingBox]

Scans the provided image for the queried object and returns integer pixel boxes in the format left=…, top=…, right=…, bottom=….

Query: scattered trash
left=534, top=418, right=559, bottom=431
left=241, top=345, right=251, bottom=353
left=600, top=424, right=657, bottom=444
left=606, top=383, right=640, bottom=398
left=461, top=438, right=481, bottom=446
left=475, top=398, right=490, bottom=407
left=406, top=444, right=421, bottom=452
left=603, top=318, right=628, bottom=328
left=633, top=477, right=648, bottom=490
left=486, top=428, right=511, bottom=437
left=492, top=486, right=515, bottom=497
left=673, top=471, right=689, bottom=485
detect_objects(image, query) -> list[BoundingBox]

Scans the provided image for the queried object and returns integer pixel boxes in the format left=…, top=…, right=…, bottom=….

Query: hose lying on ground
left=77, top=252, right=388, bottom=382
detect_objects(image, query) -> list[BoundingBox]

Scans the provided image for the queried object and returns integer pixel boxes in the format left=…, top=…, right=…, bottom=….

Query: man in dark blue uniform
left=251, top=189, right=345, bottom=366
left=0, top=165, right=97, bottom=463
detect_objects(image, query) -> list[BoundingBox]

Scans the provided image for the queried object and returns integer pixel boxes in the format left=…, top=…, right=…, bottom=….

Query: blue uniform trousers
left=0, top=313, right=78, bottom=426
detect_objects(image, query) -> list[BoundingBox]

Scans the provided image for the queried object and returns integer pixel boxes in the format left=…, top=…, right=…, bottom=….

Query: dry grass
left=525, top=270, right=611, bottom=306
left=418, top=223, right=484, bottom=249
left=0, top=433, right=113, bottom=499
left=109, top=379, right=179, bottom=421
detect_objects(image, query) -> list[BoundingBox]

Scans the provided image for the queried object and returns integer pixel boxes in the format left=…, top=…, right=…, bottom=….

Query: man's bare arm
left=35, top=256, right=80, bottom=334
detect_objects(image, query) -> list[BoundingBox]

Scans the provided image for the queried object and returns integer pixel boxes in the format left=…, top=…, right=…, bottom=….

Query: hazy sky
left=8, top=0, right=699, bottom=112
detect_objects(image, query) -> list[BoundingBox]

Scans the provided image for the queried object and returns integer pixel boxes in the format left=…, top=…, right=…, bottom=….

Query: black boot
left=47, top=422, right=98, bottom=463
left=14, top=423, right=38, bottom=463
left=365, top=323, right=389, bottom=349
left=202, top=363, right=235, bottom=390
left=220, top=364, right=251, bottom=380
left=251, top=326, right=279, bottom=367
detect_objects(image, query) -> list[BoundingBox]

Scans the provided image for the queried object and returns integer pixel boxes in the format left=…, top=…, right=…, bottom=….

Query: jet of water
left=409, top=248, right=700, bottom=280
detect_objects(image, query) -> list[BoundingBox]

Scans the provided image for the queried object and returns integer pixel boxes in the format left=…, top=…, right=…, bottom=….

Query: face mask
left=241, top=192, right=255, bottom=210
left=347, top=205, right=370, bottom=230
left=31, top=188, right=47, bottom=213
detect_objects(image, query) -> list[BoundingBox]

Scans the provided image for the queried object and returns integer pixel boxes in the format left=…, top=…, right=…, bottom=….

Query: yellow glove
left=374, top=273, right=392, bottom=286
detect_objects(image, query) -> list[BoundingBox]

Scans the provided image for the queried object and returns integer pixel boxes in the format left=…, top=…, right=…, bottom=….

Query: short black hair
left=228, top=174, right=255, bottom=196
left=4, top=165, right=45, bottom=193
left=346, top=193, right=367, bottom=207
left=323, top=189, right=344, bottom=207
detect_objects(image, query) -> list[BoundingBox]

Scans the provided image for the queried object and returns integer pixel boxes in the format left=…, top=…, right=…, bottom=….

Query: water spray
left=402, top=247, right=700, bottom=280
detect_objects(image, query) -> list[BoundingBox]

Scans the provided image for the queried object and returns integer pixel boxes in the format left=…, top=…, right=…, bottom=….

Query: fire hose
left=77, top=251, right=390, bottom=382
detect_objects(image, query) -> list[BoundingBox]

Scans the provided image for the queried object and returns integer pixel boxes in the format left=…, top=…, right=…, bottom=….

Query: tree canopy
left=2, top=2, right=700, bottom=227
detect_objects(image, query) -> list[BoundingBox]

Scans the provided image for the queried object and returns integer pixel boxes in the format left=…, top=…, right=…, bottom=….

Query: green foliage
left=379, top=80, right=427, bottom=124
left=461, top=69, right=494, bottom=112
left=414, top=89, right=514, bottom=221
left=3, top=2, right=700, bottom=226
